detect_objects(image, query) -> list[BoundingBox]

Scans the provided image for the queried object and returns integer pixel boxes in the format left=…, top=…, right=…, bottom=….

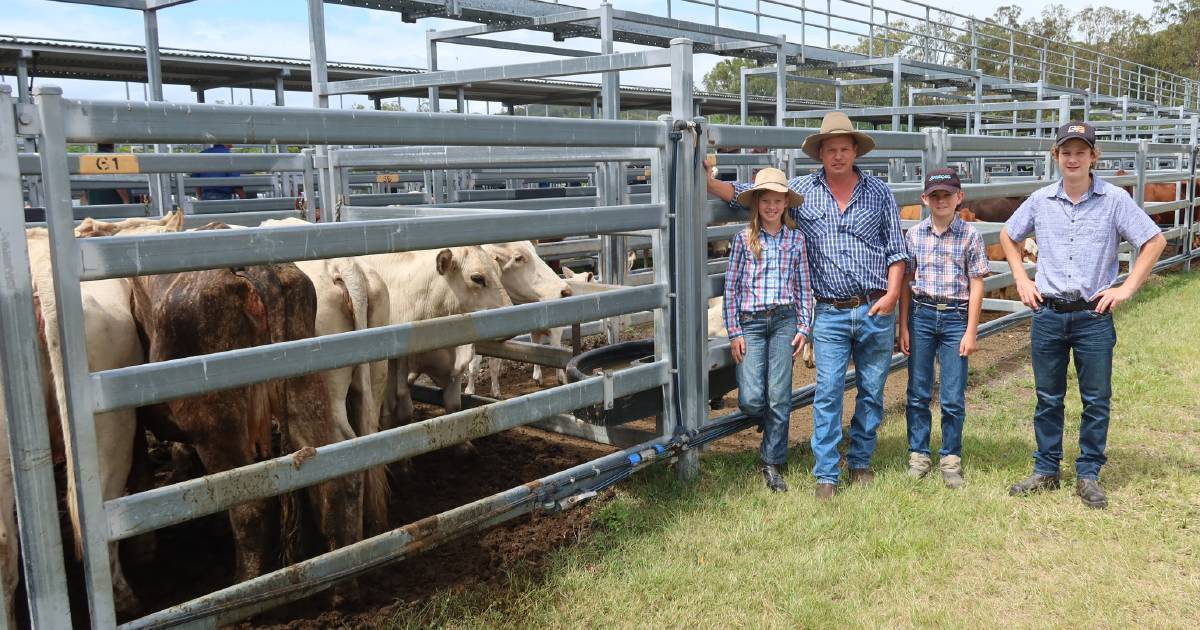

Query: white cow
left=707, top=296, right=728, bottom=338
left=262, top=218, right=391, bottom=536
left=15, top=226, right=157, bottom=616
left=464, top=243, right=575, bottom=398
left=361, top=247, right=512, bottom=440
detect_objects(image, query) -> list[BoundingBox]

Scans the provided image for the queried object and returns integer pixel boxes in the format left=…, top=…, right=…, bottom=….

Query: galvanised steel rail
left=675, top=0, right=1196, bottom=108
left=0, top=38, right=704, bottom=628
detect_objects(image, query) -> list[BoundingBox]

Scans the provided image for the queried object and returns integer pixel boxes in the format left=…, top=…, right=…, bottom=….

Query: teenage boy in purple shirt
left=899, top=168, right=990, bottom=489
left=1000, top=121, right=1166, bottom=509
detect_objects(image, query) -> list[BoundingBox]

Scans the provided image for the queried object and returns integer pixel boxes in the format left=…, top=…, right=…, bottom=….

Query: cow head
left=435, top=246, right=512, bottom=311
left=561, top=266, right=596, bottom=283
left=484, top=241, right=572, bottom=304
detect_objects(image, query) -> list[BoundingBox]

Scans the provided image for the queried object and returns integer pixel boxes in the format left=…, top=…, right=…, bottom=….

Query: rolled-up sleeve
left=881, top=192, right=908, bottom=267
left=723, top=232, right=746, bottom=339
left=728, top=181, right=754, bottom=212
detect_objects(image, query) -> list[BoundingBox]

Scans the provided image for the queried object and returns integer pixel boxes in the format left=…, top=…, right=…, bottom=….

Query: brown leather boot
left=850, top=468, right=875, bottom=485
left=815, top=483, right=836, bottom=501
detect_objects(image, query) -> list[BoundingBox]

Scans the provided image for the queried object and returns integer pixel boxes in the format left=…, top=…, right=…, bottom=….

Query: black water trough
left=566, top=339, right=737, bottom=425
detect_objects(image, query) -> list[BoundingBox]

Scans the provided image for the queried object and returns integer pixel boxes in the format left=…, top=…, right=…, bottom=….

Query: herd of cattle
left=1, top=172, right=1192, bottom=620
left=0, top=213, right=603, bottom=619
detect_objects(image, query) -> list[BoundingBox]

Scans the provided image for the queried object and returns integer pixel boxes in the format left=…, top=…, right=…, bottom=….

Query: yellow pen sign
left=79, top=153, right=140, bottom=174
left=376, top=174, right=401, bottom=184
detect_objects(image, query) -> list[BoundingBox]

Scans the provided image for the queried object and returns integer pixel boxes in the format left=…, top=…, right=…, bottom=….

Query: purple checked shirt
left=729, top=167, right=907, bottom=299
left=723, top=226, right=814, bottom=339
left=905, top=216, right=990, bottom=301
left=1005, top=175, right=1160, bottom=301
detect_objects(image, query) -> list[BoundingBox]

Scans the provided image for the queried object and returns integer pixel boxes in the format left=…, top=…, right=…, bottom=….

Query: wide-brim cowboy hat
left=800, top=111, right=876, bottom=161
left=734, top=167, right=804, bottom=209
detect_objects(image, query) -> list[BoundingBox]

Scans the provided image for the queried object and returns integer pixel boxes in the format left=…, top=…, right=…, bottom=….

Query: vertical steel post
left=970, top=21, right=977, bottom=71
left=306, top=0, right=336, bottom=222
left=144, top=9, right=170, bottom=217
left=868, top=0, right=875, bottom=58
left=274, top=74, right=286, bottom=106
left=654, top=118, right=675, bottom=439
left=775, top=36, right=786, bottom=129
left=0, top=84, right=75, bottom=630
left=598, top=2, right=626, bottom=344
left=14, top=51, right=31, bottom=103
left=668, top=38, right=705, bottom=481
left=34, top=85, right=118, bottom=629
left=921, top=127, right=947, bottom=220
left=739, top=67, right=749, bottom=125
left=892, top=56, right=902, bottom=131
left=1133, top=140, right=1148, bottom=271
left=1008, top=31, right=1015, bottom=83
left=974, top=72, right=983, bottom=134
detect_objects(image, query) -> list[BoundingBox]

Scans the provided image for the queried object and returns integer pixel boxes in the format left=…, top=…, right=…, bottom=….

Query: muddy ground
left=97, top=314, right=1033, bottom=629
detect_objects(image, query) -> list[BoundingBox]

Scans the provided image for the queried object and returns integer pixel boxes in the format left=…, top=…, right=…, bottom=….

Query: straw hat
left=800, top=111, right=876, bottom=161
left=734, top=167, right=804, bottom=209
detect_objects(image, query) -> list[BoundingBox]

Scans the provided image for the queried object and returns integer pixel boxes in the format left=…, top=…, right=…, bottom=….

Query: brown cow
left=962, top=197, right=1025, bottom=223
left=1114, top=169, right=1200, bottom=225
left=129, top=225, right=361, bottom=603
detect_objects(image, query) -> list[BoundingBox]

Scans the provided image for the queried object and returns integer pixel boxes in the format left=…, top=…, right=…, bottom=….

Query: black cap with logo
left=1055, top=121, right=1096, bottom=148
left=923, top=167, right=961, bottom=195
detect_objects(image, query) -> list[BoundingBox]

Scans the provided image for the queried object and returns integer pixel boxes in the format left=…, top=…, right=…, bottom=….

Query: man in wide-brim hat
left=706, top=111, right=906, bottom=501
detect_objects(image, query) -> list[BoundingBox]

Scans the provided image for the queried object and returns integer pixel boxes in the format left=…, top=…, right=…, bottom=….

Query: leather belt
left=817, top=289, right=886, bottom=309
left=1045, top=296, right=1100, bottom=313
left=913, top=295, right=968, bottom=311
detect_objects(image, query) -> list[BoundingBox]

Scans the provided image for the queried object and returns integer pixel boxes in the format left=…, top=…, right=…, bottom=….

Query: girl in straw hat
left=723, top=168, right=814, bottom=493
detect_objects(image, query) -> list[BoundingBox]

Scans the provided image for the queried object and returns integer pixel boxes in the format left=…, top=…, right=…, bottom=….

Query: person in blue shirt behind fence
left=898, top=168, right=989, bottom=489
left=723, top=167, right=814, bottom=493
left=1000, top=121, right=1166, bottom=509
left=708, top=112, right=907, bottom=501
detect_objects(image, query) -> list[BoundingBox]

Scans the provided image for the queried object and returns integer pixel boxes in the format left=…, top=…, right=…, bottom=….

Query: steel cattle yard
left=1, top=0, right=1199, bottom=628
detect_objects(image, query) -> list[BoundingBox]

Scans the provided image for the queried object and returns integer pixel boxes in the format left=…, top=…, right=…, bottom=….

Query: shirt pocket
left=796, top=205, right=829, bottom=238
left=849, top=210, right=882, bottom=246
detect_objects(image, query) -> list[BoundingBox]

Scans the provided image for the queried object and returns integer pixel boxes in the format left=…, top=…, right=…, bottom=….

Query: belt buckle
left=936, top=303, right=949, bottom=311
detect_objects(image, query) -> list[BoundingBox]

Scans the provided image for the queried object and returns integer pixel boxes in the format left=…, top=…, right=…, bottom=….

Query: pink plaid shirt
left=723, top=226, right=814, bottom=339
left=904, top=216, right=990, bottom=301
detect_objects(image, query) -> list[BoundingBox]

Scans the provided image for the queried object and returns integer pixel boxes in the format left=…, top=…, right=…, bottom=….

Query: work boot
left=815, top=483, right=836, bottom=501
left=1076, top=478, right=1108, bottom=509
left=1008, top=472, right=1060, bottom=496
left=907, top=453, right=932, bottom=479
left=850, top=468, right=875, bottom=486
left=761, top=464, right=788, bottom=493
left=939, top=455, right=965, bottom=489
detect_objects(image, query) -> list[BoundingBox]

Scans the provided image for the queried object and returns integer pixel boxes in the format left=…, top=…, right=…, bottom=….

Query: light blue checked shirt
left=1006, top=175, right=1160, bottom=301
left=730, top=167, right=907, bottom=299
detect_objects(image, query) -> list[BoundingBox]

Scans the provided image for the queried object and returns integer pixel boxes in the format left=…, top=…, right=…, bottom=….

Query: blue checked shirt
left=905, top=216, right=990, bottom=301
left=729, top=167, right=907, bottom=299
left=723, top=226, right=814, bottom=339
left=1005, top=175, right=1160, bottom=301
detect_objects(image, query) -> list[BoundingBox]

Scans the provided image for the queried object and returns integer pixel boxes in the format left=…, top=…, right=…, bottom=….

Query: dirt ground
left=110, top=314, right=1033, bottom=628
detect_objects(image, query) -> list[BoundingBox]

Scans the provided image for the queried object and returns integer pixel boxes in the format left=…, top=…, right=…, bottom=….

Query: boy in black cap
left=999, top=121, right=1165, bottom=508
left=899, top=168, right=990, bottom=488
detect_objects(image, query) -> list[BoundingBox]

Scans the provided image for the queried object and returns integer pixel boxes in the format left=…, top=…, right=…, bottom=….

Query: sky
left=0, top=0, right=1166, bottom=111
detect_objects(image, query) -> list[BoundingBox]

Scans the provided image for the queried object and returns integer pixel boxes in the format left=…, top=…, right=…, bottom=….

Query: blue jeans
left=905, top=303, right=969, bottom=458
left=1030, top=305, right=1116, bottom=480
left=735, top=306, right=798, bottom=466
left=811, top=299, right=897, bottom=484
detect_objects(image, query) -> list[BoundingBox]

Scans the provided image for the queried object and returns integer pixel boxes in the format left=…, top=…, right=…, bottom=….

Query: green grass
left=386, top=272, right=1200, bottom=629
